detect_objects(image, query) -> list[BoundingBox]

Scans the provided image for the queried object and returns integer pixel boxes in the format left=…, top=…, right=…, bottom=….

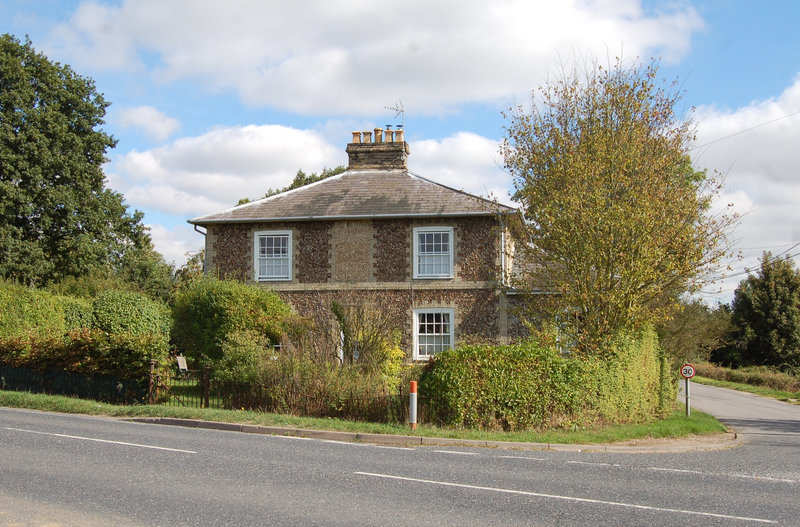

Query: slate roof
left=189, top=168, right=514, bottom=225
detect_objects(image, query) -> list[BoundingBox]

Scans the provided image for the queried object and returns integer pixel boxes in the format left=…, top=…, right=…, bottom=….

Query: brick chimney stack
left=346, top=126, right=409, bottom=169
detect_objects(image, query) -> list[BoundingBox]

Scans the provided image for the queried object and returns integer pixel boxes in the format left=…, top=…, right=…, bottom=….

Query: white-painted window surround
left=413, top=308, right=455, bottom=360
left=413, top=226, right=453, bottom=279
left=254, top=230, right=292, bottom=281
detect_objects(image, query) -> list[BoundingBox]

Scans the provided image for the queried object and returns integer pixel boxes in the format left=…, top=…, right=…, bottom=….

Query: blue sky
left=3, top=0, right=799, bottom=303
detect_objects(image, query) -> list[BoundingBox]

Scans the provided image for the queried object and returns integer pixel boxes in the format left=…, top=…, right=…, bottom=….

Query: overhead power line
left=691, top=108, right=800, bottom=150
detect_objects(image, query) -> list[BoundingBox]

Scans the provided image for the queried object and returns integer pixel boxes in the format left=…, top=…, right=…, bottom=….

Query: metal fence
left=1, top=362, right=429, bottom=425
left=0, top=364, right=147, bottom=404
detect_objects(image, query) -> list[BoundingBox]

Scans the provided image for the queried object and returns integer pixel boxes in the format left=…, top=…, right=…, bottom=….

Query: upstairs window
left=413, top=308, right=455, bottom=360
left=254, top=230, right=291, bottom=281
left=413, top=226, right=453, bottom=279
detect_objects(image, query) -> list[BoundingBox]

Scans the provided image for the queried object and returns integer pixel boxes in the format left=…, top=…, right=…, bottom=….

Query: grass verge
left=0, top=389, right=726, bottom=445
left=693, top=376, right=800, bottom=405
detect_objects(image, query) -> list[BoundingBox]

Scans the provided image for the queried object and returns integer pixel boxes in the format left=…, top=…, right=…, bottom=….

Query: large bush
left=93, top=290, right=171, bottom=338
left=420, top=328, right=671, bottom=430
left=0, top=282, right=170, bottom=388
left=0, top=280, right=66, bottom=338
left=172, top=277, right=291, bottom=365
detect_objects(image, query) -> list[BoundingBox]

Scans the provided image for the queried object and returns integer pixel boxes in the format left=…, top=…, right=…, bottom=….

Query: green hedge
left=0, top=282, right=171, bottom=385
left=0, top=329, right=169, bottom=382
left=420, top=328, right=672, bottom=431
left=93, top=290, right=171, bottom=338
left=172, top=277, right=291, bottom=365
left=0, top=280, right=66, bottom=338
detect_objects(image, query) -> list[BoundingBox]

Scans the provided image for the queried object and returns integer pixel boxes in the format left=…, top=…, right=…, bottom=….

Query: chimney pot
left=374, top=127, right=383, bottom=144
left=385, top=129, right=394, bottom=142
left=395, top=129, right=404, bottom=143
left=351, top=131, right=362, bottom=143
left=362, top=131, right=373, bottom=143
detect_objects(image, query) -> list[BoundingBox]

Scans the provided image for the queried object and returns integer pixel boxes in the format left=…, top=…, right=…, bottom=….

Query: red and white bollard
left=409, top=381, right=418, bottom=430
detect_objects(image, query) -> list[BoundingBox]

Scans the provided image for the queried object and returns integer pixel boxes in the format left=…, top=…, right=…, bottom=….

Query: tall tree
left=0, top=34, right=149, bottom=285
left=730, top=252, right=800, bottom=370
left=502, top=58, right=733, bottom=351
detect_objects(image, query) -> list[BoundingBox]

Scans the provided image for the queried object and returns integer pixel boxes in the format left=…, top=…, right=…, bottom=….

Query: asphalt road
left=1, top=385, right=799, bottom=526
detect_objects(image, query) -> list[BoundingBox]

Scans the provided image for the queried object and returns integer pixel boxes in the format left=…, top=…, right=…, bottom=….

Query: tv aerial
left=385, top=100, right=405, bottom=128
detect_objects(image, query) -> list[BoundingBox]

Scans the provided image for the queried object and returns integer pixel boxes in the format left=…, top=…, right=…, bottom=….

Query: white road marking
left=3, top=427, right=196, bottom=453
left=567, top=460, right=622, bottom=467
left=498, top=455, right=547, bottom=461
left=648, top=466, right=796, bottom=484
left=354, top=471, right=777, bottom=524
left=433, top=450, right=480, bottom=455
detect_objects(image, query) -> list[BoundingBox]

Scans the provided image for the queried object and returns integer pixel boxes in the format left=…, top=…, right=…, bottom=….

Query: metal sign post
left=681, top=363, right=696, bottom=417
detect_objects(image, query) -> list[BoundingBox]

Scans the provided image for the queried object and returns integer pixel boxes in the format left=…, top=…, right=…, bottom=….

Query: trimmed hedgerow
left=59, top=295, right=95, bottom=331
left=420, top=340, right=589, bottom=430
left=0, top=280, right=66, bottom=338
left=171, top=277, right=292, bottom=366
left=93, top=290, right=171, bottom=338
left=420, top=327, right=672, bottom=431
left=0, top=329, right=170, bottom=383
left=0, top=282, right=170, bottom=387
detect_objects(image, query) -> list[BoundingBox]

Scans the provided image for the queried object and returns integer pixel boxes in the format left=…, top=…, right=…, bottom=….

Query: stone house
left=189, top=128, right=522, bottom=360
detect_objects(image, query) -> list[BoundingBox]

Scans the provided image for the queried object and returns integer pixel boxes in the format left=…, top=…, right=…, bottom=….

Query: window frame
left=412, top=307, right=455, bottom=361
left=412, top=226, right=454, bottom=279
left=254, top=230, right=292, bottom=282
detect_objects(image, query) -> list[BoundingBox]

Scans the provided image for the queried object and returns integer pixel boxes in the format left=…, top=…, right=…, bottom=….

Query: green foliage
left=588, top=327, right=671, bottom=421
left=0, top=280, right=66, bottom=338
left=656, top=299, right=731, bottom=363
left=213, top=329, right=276, bottom=385
left=420, top=328, right=670, bottom=430
left=502, top=57, right=733, bottom=350
left=0, top=329, right=169, bottom=382
left=0, top=283, right=169, bottom=386
left=330, top=298, right=404, bottom=385
left=420, top=340, right=588, bottom=430
left=227, top=350, right=401, bottom=422
left=93, top=290, right=171, bottom=341
left=171, top=277, right=291, bottom=365
left=728, top=252, right=800, bottom=370
left=0, top=34, right=153, bottom=286
left=59, top=295, right=94, bottom=331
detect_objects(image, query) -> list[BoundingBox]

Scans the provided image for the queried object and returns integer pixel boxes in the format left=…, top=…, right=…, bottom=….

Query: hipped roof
left=189, top=168, right=514, bottom=225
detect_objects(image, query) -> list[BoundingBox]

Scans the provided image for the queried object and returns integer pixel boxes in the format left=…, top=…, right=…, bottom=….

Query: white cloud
left=691, top=75, right=800, bottom=302
left=48, top=0, right=703, bottom=115
left=410, top=132, right=514, bottom=206
left=147, top=223, right=202, bottom=268
left=107, top=124, right=345, bottom=219
left=118, top=106, right=180, bottom=141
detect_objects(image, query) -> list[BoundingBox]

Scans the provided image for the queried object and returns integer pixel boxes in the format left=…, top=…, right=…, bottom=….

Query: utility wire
left=691, top=108, right=800, bottom=150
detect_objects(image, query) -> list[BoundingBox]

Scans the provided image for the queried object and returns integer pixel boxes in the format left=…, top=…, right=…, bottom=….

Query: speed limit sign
left=681, top=363, right=696, bottom=379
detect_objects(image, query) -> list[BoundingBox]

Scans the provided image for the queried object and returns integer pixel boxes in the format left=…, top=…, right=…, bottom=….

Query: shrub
left=420, top=340, right=590, bottom=430
left=420, top=327, right=671, bottom=430
left=93, top=290, right=171, bottom=338
left=587, top=327, right=671, bottom=422
left=0, top=280, right=66, bottom=338
left=213, top=329, right=276, bottom=385
left=220, top=350, right=401, bottom=422
left=0, top=329, right=169, bottom=383
left=171, top=277, right=291, bottom=365
left=59, top=295, right=95, bottom=331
